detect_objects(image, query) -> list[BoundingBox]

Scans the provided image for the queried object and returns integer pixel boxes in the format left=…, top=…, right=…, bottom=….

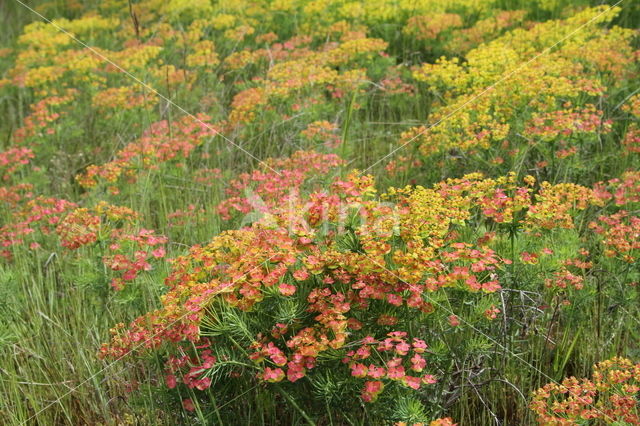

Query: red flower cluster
left=103, top=228, right=168, bottom=290
left=525, top=104, right=612, bottom=141
left=0, top=147, right=35, bottom=180
left=593, top=171, right=640, bottom=207
left=0, top=196, right=77, bottom=259
left=589, top=212, right=640, bottom=263
left=343, top=332, right=437, bottom=400
left=164, top=340, right=216, bottom=392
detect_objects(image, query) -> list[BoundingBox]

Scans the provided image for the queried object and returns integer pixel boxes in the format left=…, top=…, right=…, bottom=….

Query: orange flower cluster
left=525, top=182, right=603, bottom=230
left=99, top=150, right=639, bottom=391
left=623, top=94, right=640, bottom=118
left=101, top=158, right=540, bottom=403
left=167, top=204, right=208, bottom=228
left=163, top=339, right=216, bottom=393
left=301, top=120, right=342, bottom=148
left=544, top=269, right=584, bottom=291
left=623, top=124, right=640, bottom=154
left=531, top=357, right=640, bottom=425
left=223, top=35, right=313, bottom=71
left=0, top=192, right=167, bottom=289
left=446, top=10, right=526, bottom=53
left=13, top=89, right=77, bottom=144
left=56, top=208, right=101, bottom=249
left=403, top=13, right=463, bottom=40
left=378, top=71, right=416, bottom=96
left=0, top=146, right=36, bottom=214
left=227, top=35, right=387, bottom=125
left=217, top=150, right=344, bottom=220
left=589, top=212, right=640, bottom=263
left=525, top=104, right=611, bottom=141
left=77, top=114, right=218, bottom=190
left=92, top=86, right=157, bottom=111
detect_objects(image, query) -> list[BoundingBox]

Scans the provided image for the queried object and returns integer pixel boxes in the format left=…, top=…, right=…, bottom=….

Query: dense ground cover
left=0, top=0, right=639, bottom=424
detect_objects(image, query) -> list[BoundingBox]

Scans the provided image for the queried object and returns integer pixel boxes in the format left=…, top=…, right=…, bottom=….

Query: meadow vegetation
left=0, top=0, right=639, bottom=424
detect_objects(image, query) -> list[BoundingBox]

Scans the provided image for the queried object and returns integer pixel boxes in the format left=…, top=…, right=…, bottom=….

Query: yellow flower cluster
left=623, top=94, right=640, bottom=118
left=186, top=41, right=220, bottom=68
left=211, top=14, right=237, bottom=30
left=105, top=44, right=163, bottom=71
left=406, top=6, right=633, bottom=157
left=22, top=65, right=62, bottom=90
left=17, top=22, right=73, bottom=52
left=53, top=15, right=120, bottom=34
left=162, top=0, right=213, bottom=16
left=92, top=86, right=157, bottom=111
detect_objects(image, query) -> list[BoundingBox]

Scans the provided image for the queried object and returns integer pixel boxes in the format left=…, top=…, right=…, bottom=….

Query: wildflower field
left=1, top=0, right=640, bottom=424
